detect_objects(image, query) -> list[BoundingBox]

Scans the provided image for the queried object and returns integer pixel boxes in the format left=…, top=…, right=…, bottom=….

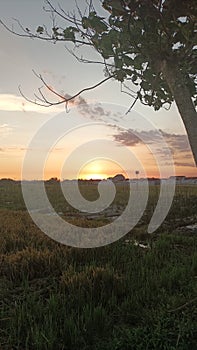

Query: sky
left=0, top=0, right=196, bottom=180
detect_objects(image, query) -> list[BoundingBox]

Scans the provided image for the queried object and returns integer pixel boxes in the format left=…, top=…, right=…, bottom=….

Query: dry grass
left=0, top=183, right=196, bottom=349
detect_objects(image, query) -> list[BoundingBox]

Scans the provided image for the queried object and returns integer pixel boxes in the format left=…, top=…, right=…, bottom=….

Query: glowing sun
left=79, top=160, right=109, bottom=180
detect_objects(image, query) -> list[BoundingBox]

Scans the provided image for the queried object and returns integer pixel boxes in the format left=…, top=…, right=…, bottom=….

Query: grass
left=0, top=181, right=196, bottom=349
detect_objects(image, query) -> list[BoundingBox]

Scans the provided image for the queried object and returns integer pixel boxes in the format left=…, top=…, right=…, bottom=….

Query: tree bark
left=161, top=60, right=197, bottom=166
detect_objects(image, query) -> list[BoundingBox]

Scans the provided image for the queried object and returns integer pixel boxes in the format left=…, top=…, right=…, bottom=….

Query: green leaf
left=123, top=55, right=134, bottom=67
left=124, top=69, right=133, bottom=76
left=82, top=17, right=90, bottom=29
left=36, top=26, right=44, bottom=34
left=63, top=27, right=77, bottom=43
left=91, top=19, right=108, bottom=34
left=133, top=55, right=144, bottom=70
left=52, top=27, right=59, bottom=37
left=92, top=34, right=99, bottom=49
left=83, top=12, right=108, bottom=34
left=114, top=56, right=123, bottom=69
left=99, top=33, right=114, bottom=58
left=114, top=70, right=127, bottom=82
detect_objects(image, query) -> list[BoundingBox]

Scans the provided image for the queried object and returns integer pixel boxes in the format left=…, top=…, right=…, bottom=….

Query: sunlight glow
left=84, top=173, right=108, bottom=180
left=79, top=159, right=127, bottom=180
left=79, top=160, right=108, bottom=180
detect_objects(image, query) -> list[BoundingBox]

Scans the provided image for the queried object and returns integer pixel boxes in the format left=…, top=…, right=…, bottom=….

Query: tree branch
left=125, top=92, right=140, bottom=114
left=0, top=18, right=92, bottom=46
left=44, top=0, right=82, bottom=25
left=18, top=71, right=114, bottom=108
left=64, top=45, right=115, bottom=69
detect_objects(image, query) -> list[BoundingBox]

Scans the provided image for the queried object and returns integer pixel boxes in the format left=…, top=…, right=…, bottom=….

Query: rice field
left=0, top=180, right=196, bottom=349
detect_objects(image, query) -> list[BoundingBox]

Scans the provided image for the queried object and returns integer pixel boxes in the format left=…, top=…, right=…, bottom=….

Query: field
left=0, top=180, right=197, bottom=349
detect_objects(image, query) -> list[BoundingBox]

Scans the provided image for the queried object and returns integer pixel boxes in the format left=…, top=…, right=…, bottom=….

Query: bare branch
left=121, top=82, right=138, bottom=97
left=0, top=18, right=92, bottom=46
left=44, top=1, right=94, bottom=44
left=64, top=45, right=115, bottom=69
left=32, top=70, right=66, bottom=100
left=18, top=72, right=114, bottom=108
left=125, top=93, right=140, bottom=114
left=75, top=0, right=83, bottom=21
left=45, top=0, right=82, bottom=25
left=120, top=82, right=141, bottom=114
left=86, top=0, right=94, bottom=15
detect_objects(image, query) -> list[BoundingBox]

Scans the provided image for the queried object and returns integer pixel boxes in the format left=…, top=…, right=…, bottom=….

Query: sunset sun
left=79, top=160, right=108, bottom=180
left=78, top=159, right=128, bottom=180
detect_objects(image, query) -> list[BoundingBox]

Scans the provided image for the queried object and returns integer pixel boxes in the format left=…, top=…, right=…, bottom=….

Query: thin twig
left=19, top=73, right=114, bottom=107
left=125, top=94, right=139, bottom=114
left=0, top=19, right=92, bottom=46
left=45, top=0, right=81, bottom=25
left=64, top=45, right=115, bottom=68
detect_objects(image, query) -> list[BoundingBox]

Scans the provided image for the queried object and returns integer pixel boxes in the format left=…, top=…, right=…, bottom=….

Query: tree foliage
left=1, top=0, right=196, bottom=162
left=27, top=0, right=196, bottom=112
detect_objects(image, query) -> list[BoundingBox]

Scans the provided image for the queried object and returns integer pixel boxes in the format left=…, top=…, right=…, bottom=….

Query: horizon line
left=1, top=175, right=197, bottom=182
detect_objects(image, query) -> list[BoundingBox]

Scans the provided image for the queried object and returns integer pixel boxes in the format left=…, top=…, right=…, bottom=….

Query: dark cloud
left=174, top=161, right=196, bottom=167
left=113, top=128, right=191, bottom=151
left=183, top=153, right=195, bottom=159
left=66, top=95, right=124, bottom=125
left=113, top=129, right=141, bottom=146
left=113, top=128, right=195, bottom=167
left=77, top=100, right=113, bottom=122
left=113, top=128, right=163, bottom=146
left=161, top=131, right=191, bottom=153
left=64, top=96, right=196, bottom=170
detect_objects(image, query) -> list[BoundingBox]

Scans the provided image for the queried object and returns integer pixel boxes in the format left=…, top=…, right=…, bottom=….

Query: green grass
left=0, top=182, right=197, bottom=349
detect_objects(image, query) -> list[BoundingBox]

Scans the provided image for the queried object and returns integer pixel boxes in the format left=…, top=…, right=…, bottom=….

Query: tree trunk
left=161, top=60, right=197, bottom=166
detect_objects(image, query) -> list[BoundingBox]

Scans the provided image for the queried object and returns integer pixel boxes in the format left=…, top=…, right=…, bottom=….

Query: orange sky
left=0, top=1, right=196, bottom=181
left=1, top=145, right=196, bottom=180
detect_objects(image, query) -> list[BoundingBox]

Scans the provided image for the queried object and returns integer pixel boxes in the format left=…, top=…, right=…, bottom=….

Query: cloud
left=0, top=146, right=66, bottom=153
left=75, top=97, right=109, bottom=121
left=42, top=70, right=67, bottom=87
left=174, top=161, right=196, bottom=167
left=65, top=95, right=122, bottom=125
left=113, top=128, right=164, bottom=146
left=0, top=145, right=31, bottom=152
left=0, top=123, right=13, bottom=137
left=0, top=94, right=61, bottom=114
left=161, top=131, right=191, bottom=153
left=113, top=128, right=191, bottom=151
left=113, top=128, right=195, bottom=167
left=64, top=97, right=196, bottom=170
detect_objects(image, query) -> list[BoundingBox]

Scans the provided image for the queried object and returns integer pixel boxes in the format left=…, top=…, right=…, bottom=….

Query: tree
left=1, top=0, right=197, bottom=164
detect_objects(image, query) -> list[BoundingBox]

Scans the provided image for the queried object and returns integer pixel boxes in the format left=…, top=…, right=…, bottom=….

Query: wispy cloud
left=161, top=131, right=191, bottom=153
left=66, top=95, right=122, bottom=124
left=113, top=128, right=190, bottom=150
left=0, top=94, right=61, bottom=114
left=174, top=161, right=195, bottom=167
left=113, top=128, right=195, bottom=167
left=0, top=123, right=13, bottom=137
left=0, top=145, right=65, bottom=153
left=65, top=98, right=196, bottom=169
